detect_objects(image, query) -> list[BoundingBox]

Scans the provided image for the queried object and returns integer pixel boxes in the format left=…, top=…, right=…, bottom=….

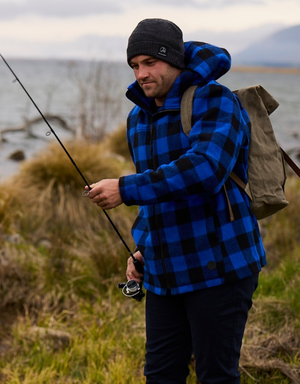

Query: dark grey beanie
left=127, top=18, right=185, bottom=69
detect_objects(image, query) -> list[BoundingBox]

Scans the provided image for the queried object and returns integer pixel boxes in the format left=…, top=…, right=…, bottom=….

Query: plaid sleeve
left=120, top=83, right=248, bottom=206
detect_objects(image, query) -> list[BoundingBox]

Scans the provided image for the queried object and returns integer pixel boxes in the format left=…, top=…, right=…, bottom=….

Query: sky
left=0, top=0, right=300, bottom=61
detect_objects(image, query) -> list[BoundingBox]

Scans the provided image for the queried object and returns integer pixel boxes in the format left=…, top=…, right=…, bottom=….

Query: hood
left=184, top=41, right=231, bottom=82
left=126, top=41, right=231, bottom=112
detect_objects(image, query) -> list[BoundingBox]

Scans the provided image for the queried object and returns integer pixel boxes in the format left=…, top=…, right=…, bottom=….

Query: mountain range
left=233, top=25, right=300, bottom=67
left=75, top=24, right=300, bottom=68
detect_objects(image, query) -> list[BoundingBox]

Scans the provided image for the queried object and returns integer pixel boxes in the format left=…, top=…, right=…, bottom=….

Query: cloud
left=0, top=33, right=129, bottom=61
left=0, top=0, right=123, bottom=19
left=0, top=0, right=268, bottom=21
left=147, top=0, right=199, bottom=5
left=148, top=0, right=265, bottom=7
left=1, top=22, right=285, bottom=61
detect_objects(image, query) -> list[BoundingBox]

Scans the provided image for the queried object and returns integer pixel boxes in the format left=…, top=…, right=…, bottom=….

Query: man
left=88, top=18, right=266, bottom=384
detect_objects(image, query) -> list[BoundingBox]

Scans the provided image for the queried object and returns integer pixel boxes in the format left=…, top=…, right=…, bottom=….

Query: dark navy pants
left=144, top=274, right=259, bottom=384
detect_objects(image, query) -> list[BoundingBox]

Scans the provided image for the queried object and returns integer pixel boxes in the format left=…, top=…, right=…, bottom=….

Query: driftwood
left=0, top=114, right=73, bottom=141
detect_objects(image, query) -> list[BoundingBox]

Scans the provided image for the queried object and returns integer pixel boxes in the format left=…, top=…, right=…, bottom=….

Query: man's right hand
left=126, top=251, right=144, bottom=283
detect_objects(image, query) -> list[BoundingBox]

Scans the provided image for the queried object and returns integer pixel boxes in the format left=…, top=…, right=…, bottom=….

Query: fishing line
left=0, top=53, right=142, bottom=267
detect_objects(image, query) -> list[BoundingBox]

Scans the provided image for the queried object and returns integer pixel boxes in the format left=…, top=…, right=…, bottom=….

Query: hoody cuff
left=119, top=175, right=141, bottom=206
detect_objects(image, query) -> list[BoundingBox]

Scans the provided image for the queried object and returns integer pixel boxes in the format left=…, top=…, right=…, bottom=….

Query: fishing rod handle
left=133, top=257, right=144, bottom=274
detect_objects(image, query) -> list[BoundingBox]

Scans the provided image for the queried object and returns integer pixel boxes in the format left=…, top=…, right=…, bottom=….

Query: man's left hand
left=86, top=179, right=123, bottom=210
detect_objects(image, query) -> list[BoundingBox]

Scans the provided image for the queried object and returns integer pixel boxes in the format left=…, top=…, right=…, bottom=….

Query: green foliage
left=236, top=177, right=300, bottom=383
left=0, top=293, right=146, bottom=384
left=259, top=177, right=300, bottom=267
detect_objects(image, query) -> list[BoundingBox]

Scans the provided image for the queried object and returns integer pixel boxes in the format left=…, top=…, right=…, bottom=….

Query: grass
left=1, top=291, right=146, bottom=384
left=237, top=176, right=300, bottom=383
left=1, top=139, right=300, bottom=383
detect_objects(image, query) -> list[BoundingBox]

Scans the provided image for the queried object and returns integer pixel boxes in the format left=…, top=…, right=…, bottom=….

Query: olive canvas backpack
left=180, top=84, right=300, bottom=220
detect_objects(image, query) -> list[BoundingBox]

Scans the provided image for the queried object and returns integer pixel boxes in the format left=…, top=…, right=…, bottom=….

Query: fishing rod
left=0, top=54, right=144, bottom=297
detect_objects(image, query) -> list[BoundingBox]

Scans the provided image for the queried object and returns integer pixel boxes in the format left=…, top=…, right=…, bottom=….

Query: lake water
left=0, top=59, right=300, bottom=181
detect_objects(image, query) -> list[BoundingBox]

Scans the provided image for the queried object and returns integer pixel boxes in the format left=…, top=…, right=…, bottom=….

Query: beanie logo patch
left=158, top=46, right=167, bottom=57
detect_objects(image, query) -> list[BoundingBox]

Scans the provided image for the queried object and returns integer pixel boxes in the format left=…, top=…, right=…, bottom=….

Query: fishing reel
left=118, top=280, right=145, bottom=302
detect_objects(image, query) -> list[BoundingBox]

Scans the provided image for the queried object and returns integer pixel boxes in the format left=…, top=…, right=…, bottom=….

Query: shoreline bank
left=232, top=66, right=300, bottom=74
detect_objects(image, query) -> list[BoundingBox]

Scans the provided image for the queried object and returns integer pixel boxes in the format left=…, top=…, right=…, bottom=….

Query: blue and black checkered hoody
left=119, top=41, right=266, bottom=295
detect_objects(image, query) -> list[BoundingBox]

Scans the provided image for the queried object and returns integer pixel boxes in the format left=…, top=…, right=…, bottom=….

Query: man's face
left=130, top=55, right=182, bottom=106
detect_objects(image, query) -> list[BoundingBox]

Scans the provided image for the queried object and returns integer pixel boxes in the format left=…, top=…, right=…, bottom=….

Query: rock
left=38, top=238, right=52, bottom=250
left=27, top=326, right=71, bottom=346
left=6, top=234, right=22, bottom=244
left=8, top=150, right=25, bottom=161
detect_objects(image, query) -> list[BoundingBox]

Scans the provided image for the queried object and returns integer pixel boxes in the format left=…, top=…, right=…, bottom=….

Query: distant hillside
left=233, top=25, right=300, bottom=67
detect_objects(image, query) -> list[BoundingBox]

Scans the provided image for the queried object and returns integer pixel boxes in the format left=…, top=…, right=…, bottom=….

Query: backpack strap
left=222, top=183, right=235, bottom=222
left=180, top=85, right=238, bottom=222
left=281, top=149, right=300, bottom=177
left=181, top=85, right=198, bottom=136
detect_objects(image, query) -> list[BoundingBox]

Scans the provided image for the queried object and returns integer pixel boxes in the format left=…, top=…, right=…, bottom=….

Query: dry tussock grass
left=104, top=123, right=133, bottom=162
left=0, top=188, right=19, bottom=234
left=237, top=177, right=300, bottom=382
left=259, top=176, right=300, bottom=270
left=241, top=299, right=300, bottom=383
left=2, top=140, right=137, bottom=244
left=0, top=139, right=138, bottom=318
left=0, top=244, right=43, bottom=310
left=0, top=242, right=80, bottom=315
